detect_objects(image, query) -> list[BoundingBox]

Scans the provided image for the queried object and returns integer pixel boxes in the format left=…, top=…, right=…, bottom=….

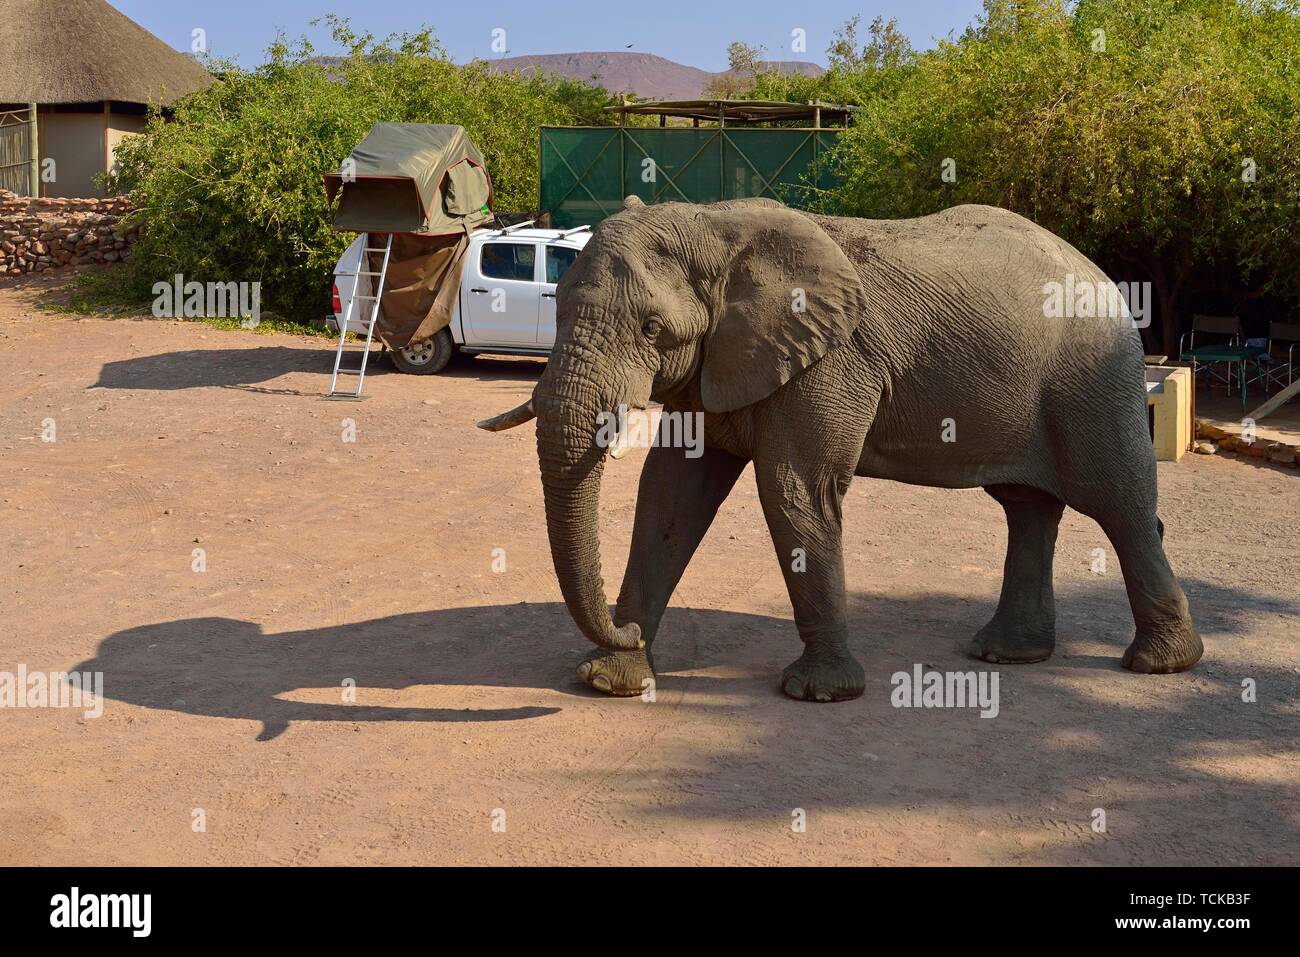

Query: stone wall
left=1195, top=420, right=1298, bottom=468
left=0, top=190, right=138, bottom=276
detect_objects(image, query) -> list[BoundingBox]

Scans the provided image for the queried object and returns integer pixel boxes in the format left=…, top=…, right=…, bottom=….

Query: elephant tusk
left=477, top=400, right=535, bottom=432
left=607, top=429, right=632, bottom=460
left=604, top=405, right=656, bottom=460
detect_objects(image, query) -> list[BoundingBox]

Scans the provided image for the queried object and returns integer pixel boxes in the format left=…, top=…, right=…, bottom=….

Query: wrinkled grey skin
left=487, top=196, right=1202, bottom=702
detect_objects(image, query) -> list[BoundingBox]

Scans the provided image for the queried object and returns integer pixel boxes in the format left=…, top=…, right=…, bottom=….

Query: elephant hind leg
left=1051, top=391, right=1200, bottom=672
left=1065, top=467, right=1201, bottom=673
left=1103, top=514, right=1202, bottom=673
left=968, top=484, right=1065, bottom=664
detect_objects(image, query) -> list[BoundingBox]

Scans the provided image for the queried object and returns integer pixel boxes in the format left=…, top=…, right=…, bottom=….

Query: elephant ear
left=700, top=206, right=866, bottom=413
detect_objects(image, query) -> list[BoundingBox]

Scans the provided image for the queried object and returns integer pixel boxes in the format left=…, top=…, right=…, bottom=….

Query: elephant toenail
left=577, top=661, right=592, bottom=679
left=815, top=690, right=832, bottom=703
left=591, top=674, right=613, bottom=693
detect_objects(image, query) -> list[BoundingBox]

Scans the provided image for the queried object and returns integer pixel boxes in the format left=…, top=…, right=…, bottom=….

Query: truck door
left=538, top=244, right=581, bottom=347
left=465, top=240, right=541, bottom=345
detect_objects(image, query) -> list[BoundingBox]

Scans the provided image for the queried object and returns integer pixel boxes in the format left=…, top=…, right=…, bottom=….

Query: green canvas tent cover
left=324, top=123, right=493, bottom=235
left=322, top=124, right=495, bottom=348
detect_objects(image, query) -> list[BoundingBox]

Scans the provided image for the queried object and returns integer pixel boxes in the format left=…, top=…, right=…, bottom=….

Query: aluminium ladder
left=327, top=232, right=394, bottom=400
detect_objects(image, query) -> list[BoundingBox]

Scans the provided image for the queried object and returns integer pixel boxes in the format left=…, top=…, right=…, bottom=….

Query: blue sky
left=111, top=0, right=988, bottom=69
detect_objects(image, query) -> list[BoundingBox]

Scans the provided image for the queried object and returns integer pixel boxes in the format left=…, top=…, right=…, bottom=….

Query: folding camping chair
left=1262, top=321, right=1300, bottom=392
left=1179, top=314, right=1246, bottom=397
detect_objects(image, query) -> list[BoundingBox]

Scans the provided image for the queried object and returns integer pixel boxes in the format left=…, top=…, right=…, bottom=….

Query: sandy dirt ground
left=1, top=275, right=1297, bottom=866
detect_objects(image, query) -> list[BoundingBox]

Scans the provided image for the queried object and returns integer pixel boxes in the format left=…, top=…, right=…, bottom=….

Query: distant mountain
left=485, top=52, right=824, bottom=99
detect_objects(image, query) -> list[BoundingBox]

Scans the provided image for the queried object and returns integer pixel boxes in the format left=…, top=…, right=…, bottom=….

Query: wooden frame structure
left=0, top=105, right=37, bottom=196
left=603, top=98, right=857, bottom=128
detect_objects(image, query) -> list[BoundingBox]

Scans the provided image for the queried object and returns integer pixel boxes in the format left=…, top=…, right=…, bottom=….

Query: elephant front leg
left=755, top=460, right=865, bottom=702
left=577, top=443, right=747, bottom=697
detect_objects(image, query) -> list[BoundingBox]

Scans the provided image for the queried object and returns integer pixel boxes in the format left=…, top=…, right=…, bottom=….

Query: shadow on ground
left=442, top=354, right=546, bottom=382
left=90, top=345, right=545, bottom=394
left=77, top=578, right=1299, bottom=862
left=93, top=345, right=357, bottom=394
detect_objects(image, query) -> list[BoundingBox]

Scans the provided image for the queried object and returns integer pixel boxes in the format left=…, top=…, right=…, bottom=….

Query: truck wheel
left=391, top=329, right=454, bottom=374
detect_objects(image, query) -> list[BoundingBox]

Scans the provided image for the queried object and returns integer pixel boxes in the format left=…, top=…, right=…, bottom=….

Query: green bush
left=104, top=17, right=612, bottom=323
left=732, top=2, right=1299, bottom=350
left=823, top=0, right=1300, bottom=351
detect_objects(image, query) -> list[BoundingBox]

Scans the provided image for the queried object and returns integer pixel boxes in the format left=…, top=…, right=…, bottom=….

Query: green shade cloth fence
left=540, top=126, right=843, bottom=229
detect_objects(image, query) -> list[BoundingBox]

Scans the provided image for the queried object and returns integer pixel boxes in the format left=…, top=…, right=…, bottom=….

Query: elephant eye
left=641, top=316, right=663, bottom=339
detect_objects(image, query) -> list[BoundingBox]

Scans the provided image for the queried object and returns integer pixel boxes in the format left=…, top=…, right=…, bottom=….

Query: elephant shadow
left=76, top=577, right=1293, bottom=745
left=74, top=602, right=776, bottom=742
left=74, top=582, right=1299, bottom=862
left=78, top=606, right=551, bottom=740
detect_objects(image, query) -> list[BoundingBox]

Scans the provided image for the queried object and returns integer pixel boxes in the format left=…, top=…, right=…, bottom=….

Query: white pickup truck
left=329, top=224, right=593, bottom=374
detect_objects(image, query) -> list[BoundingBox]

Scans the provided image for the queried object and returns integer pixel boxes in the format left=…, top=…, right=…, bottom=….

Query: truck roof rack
left=498, top=220, right=535, bottom=235
left=560, top=225, right=591, bottom=238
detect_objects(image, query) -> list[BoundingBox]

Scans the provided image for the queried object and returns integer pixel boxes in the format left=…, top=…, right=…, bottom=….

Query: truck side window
left=481, top=243, right=536, bottom=282
left=546, top=246, right=580, bottom=284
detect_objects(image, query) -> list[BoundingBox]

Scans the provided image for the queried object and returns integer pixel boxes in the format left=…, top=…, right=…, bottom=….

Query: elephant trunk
left=535, top=350, right=643, bottom=653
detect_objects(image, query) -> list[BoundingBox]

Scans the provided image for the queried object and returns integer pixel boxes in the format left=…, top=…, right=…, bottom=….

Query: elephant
left=479, top=196, right=1202, bottom=702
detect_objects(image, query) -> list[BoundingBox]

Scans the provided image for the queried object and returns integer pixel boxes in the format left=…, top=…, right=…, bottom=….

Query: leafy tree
left=104, top=17, right=613, bottom=322
left=828, top=14, right=914, bottom=72
left=750, top=16, right=916, bottom=107
left=703, top=41, right=766, bottom=98
left=827, top=0, right=1300, bottom=350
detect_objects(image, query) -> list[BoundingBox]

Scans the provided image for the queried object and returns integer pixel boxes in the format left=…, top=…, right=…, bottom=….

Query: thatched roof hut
left=0, top=0, right=213, bottom=197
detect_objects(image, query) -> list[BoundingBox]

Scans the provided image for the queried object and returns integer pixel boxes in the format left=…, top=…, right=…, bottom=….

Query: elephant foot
left=967, top=617, right=1055, bottom=664
left=1122, top=615, right=1203, bottom=674
left=577, top=646, right=655, bottom=697
left=781, top=647, right=865, bottom=703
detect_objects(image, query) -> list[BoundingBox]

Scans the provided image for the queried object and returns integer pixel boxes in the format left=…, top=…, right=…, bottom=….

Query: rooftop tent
left=323, top=123, right=496, bottom=351
left=324, top=123, right=494, bottom=235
